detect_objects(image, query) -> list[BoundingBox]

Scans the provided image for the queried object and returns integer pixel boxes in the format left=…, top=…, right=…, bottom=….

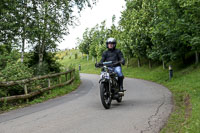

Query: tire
left=100, top=83, right=112, bottom=109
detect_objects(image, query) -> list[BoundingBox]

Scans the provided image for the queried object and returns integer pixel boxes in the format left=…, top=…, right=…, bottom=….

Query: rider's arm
left=100, top=51, right=106, bottom=63
left=118, top=50, right=125, bottom=65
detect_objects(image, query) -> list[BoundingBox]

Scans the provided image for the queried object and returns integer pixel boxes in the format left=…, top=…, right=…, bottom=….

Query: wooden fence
left=0, top=69, right=75, bottom=102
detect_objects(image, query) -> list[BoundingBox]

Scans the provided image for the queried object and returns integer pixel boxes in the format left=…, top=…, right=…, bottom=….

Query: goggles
left=107, top=42, right=116, bottom=44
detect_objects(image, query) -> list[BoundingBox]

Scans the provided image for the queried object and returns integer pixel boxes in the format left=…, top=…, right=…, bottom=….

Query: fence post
left=24, top=84, right=28, bottom=94
left=73, top=69, right=75, bottom=78
left=59, top=76, right=62, bottom=84
left=48, top=78, right=51, bottom=87
left=79, top=64, right=81, bottom=71
left=65, top=73, right=68, bottom=81
left=69, top=71, right=72, bottom=80
left=24, top=84, right=29, bottom=102
left=169, top=65, right=173, bottom=80
left=48, top=78, right=51, bottom=94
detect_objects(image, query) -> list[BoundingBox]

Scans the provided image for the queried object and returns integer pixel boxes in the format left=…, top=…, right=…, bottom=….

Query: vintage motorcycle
left=95, top=61, right=124, bottom=109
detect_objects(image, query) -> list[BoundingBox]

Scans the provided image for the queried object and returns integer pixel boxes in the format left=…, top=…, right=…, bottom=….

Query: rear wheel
left=100, top=83, right=112, bottom=109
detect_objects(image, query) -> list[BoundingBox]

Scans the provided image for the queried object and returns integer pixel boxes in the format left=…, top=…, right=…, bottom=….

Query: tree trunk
left=149, top=59, right=152, bottom=69
left=87, top=54, right=89, bottom=61
left=21, top=38, right=25, bottom=63
left=137, top=57, right=141, bottom=67
left=126, top=57, right=129, bottom=68
left=162, top=60, right=166, bottom=69
left=195, top=51, right=199, bottom=64
left=39, top=0, right=48, bottom=68
left=95, top=57, right=97, bottom=63
left=182, top=54, right=186, bottom=64
left=39, top=53, right=43, bottom=67
left=21, top=0, right=27, bottom=63
left=38, top=36, right=43, bottom=68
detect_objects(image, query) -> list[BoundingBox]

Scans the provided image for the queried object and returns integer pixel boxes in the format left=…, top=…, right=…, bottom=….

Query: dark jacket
left=100, top=49, right=125, bottom=67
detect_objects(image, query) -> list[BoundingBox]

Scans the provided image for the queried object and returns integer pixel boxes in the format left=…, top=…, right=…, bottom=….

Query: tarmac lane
left=0, top=73, right=173, bottom=133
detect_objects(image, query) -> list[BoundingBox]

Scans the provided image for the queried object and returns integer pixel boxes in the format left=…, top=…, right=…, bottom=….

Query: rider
left=97, top=37, right=125, bottom=93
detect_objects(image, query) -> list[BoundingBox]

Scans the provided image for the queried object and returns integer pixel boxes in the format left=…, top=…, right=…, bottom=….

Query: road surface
left=0, top=73, right=173, bottom=133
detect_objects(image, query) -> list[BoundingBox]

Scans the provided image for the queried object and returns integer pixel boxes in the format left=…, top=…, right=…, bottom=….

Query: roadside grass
left=59, top=49, right=99, bottom=74
left=0, top=71, right=81, bottom=113
left=160, top=65, right=200, bottom=133
left=58, top=49, right=200, bottom=133
left=29, top=76, right=81, bottom=105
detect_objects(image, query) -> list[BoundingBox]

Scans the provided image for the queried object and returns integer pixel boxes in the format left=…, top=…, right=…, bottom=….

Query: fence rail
left=0, top=69, right=75, bottom=102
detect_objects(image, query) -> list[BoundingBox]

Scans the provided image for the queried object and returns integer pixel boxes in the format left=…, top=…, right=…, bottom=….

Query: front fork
left=108, top=80, right=112, bottom=95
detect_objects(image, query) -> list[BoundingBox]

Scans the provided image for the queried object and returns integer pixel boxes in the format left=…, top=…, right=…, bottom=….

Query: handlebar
left=95, top=61, right=122, bottom=68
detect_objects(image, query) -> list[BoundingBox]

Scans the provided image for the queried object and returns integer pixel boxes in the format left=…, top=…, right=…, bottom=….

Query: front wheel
left=100, top=83, right=112, bottom=109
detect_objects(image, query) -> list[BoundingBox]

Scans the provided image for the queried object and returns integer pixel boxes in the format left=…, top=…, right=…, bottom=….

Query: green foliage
left=78, top=21, right=113, bottom=60
left=0, top=45, right=20, bottom=70
left=32, top=61, right=51, bottom=76
left=0, top=0, right=96, bottom=111
left=26, top=50, right=62, bottom=76
left=0, top=62, right=33, bottom=97
left=0, top=62, right=33, bottom=81
left=75, top=53, right=78, bottom=59
left=77, top=0, right=200, bottom=66
left=0, top=0, right=97, bottom=72
left=78, top=28, right=92, bottom=55
left=0, top=0, right=22, bottom=47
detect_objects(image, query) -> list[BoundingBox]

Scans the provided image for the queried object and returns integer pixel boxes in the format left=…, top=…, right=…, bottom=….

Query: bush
left=0, top=62, right=33, bottom=81
left=75, top=53, right=78, bottom=59
left=26, top=51, right=62, bottom=76
left=0, top=48, right=20, bottom=70
left=0, top=62, right=33, bottom=97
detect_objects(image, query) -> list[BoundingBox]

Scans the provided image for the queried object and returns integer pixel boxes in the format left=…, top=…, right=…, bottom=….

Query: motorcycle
left=95, top=61, right=124, bottom=109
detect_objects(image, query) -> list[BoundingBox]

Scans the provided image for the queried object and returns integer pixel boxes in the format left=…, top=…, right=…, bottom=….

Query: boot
left=118, top=76, right=125, bottom=92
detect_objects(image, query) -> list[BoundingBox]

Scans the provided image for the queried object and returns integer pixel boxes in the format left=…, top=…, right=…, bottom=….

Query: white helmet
left=106, top=37, right=117, bottom=49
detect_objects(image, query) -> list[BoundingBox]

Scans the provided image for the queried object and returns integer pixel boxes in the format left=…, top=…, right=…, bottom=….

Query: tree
left=120, top=0, right=147, bottom=67
left=178, top=0, right=200, bottom=64
left=0, top=0, right=97, bottom=73
left=79, top=28, right=91, bottom=55
left=0, top=0, right=22, bottom=50
left=89, top=26, right=98, bottom=62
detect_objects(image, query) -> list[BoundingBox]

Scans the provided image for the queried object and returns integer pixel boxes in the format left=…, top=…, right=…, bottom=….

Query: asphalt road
left=0, top=73, right=173, bottom=133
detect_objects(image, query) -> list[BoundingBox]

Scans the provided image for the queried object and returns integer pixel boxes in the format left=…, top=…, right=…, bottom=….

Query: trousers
left=113, top=66, right=123, bottom=77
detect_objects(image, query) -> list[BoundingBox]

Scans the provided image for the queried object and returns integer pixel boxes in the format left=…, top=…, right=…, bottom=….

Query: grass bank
left=58, top=49, right=200, bottom=133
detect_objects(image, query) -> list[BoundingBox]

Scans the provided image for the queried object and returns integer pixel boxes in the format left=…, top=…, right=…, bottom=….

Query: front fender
left=99, top=78, right=108, bottom=83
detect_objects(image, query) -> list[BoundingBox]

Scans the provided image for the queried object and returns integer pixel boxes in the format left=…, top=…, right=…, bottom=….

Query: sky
left=58, top=0, right=126, bottom=50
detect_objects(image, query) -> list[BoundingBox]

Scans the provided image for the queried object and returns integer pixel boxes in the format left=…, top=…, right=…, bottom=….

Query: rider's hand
left=119, top=60, right=125, bottom=65
left=95, top=63, right=100, bottom=67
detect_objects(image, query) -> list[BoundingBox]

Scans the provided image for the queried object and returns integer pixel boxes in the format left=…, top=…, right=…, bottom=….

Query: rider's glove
left=95, top=63, right=100, bottom=67
left=120, top=59, right=125, bottom=65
